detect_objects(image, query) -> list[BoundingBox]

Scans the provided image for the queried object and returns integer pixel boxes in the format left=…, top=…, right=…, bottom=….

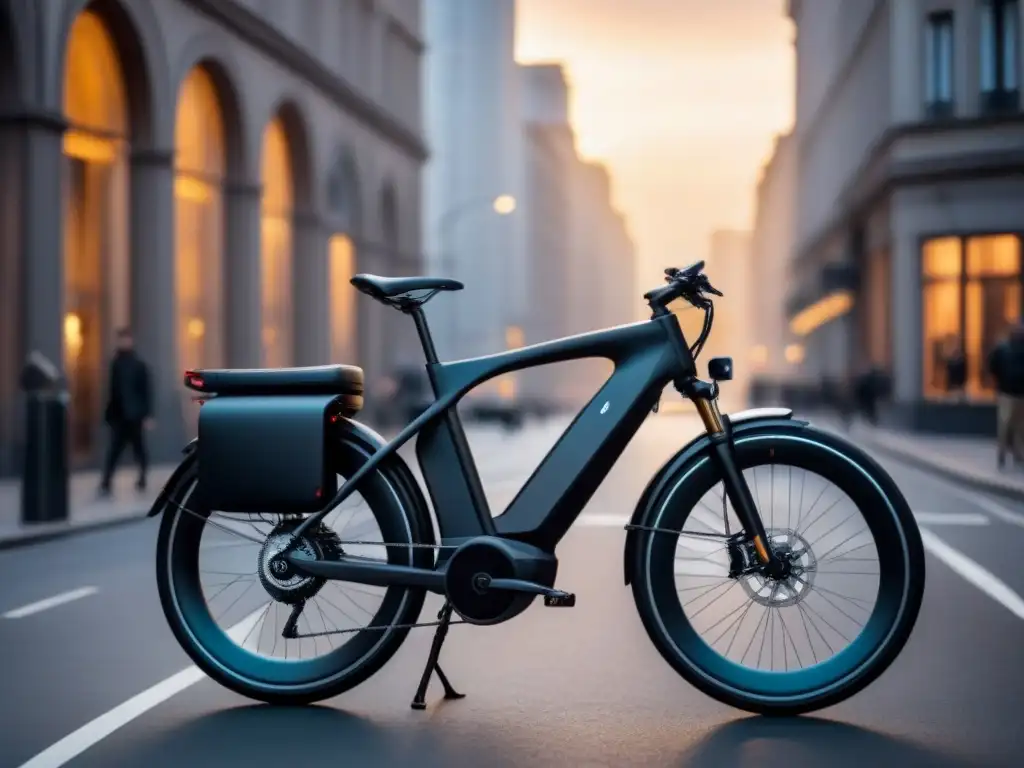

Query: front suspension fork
left=679, top=378, right=784, bottom=576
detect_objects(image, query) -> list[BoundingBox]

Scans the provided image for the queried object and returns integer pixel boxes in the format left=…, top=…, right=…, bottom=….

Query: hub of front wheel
left=727, top=528, right=817, bottom=607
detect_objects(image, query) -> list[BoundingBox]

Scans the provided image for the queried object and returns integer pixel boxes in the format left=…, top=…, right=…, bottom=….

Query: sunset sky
left=515, top=0, right=795, bottom=285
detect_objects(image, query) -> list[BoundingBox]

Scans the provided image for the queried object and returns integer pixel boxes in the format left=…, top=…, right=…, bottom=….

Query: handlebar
left=644, top=260, right=723, bottom=360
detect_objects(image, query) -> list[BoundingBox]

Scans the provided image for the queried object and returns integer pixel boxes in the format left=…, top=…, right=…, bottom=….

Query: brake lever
left=699, top=275, right=724, bottom=296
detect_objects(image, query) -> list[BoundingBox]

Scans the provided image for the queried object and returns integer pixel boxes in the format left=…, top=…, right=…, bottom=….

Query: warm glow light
left=498, top=377, right=517, bottom=400
left=329, top=234, right=356, bottom=361
left=187, top=318, right=205, bottom=338
left=260, top=115, right=294, bottom=367
left=784, top=344, right=805, bottom=364
left=505, top=325, right=525, bottom=348
left=174, top=176, right=213, bottom=203
left=493, top=194, right=517, bottom=215
left=64, top=313, right=83, bottom=360
left=751, top=344, right=768, bottom=364
left=63, top=131, right=117, bottom=163
left=790, top=291, right=854, bottom=337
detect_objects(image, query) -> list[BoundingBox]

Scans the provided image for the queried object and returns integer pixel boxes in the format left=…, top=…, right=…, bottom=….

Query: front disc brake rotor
left=738, top=528, right=817, bottom=608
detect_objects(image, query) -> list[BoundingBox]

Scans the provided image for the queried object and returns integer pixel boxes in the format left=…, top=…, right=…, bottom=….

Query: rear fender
left=622, top=408, right=806, bottom=585
left=146, top=421, right=436, bottom=548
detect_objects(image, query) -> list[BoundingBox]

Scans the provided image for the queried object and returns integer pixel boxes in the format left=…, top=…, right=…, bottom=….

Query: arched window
left=63, top=9, right=130, bottom=461
left=260, top=116, right=294, bottom=368
left=327, top=152, right=359, bottom=363
left=174, top=65, right=226, bottom=375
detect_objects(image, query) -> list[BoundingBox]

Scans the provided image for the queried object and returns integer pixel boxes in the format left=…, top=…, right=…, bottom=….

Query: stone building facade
left=787, top=0, right=1024, bottom=434
left=0, top=0, right=427, bottom=476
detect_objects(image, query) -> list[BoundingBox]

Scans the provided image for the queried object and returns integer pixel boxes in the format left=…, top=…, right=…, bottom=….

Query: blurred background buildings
left=0, top=0, right=637, bottom=479
left=422, top=3, right=636, bottom=410
left=761, top=0, right=1024, bottom=436
left=0, top=0, right=427, bottom=475
left=2, top=0, right=1020, bottom=480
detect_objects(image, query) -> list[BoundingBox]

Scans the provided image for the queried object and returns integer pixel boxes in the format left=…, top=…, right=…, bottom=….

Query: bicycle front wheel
left=629, top=426, right=925, bottom=715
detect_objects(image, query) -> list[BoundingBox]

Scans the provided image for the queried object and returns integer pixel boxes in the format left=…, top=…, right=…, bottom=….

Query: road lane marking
left=574, top=511, right=990, bottom=529
left=919, top=528, right=1024, bottom=621
left=913, top=512, right=989, bottom=526
left=2, top=587, right=99, bottom=619
left=945, top=489, right=1024, bottom=529
left=18, top=605, right=269, bottom=768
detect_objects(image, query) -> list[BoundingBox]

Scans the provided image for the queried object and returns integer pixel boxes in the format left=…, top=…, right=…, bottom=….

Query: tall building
left=0, top=0, right=426, bottom=476
left=704, top=230, right=753, bottom=409
left=422, top=0, right=525, bottom=376
left=519, top=64, right=576, bottom=404
left=518, top=63, right=638, bottom=408
left=750, top=133, right=805, bottom=394
left=786, top=0, right=1024, bottom=434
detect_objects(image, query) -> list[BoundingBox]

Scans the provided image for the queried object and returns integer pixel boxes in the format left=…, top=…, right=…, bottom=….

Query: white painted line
left=920, top=528, right=1024, bottom=621
left=913, top=512, right=989, bottom=526
left=577, top=511, right=991, bottom=529
left=18, top=605, right=269, bottom=768
left=577, top=513, right=629, bottom=528
left=948, top=489, right=1024, bottom=529
left=2, top=587, right=99, bottom=619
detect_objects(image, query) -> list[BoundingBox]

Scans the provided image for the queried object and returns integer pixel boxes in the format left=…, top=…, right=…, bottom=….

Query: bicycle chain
left=169, top=500, right=469, bottom=638
left=285, top=615, right=468, bottom=640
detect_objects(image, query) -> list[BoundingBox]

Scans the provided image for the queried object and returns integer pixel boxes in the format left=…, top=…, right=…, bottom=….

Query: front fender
left=146, top=421, right=435, bottom=549
left=622, top=408, right=806, bottom=585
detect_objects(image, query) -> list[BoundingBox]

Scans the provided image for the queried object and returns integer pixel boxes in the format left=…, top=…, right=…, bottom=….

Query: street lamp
left=437, top=194, right=517, bottom=356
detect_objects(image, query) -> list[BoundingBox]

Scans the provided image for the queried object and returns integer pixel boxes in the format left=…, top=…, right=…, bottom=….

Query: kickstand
left=411, top=602, right=465, bottom=710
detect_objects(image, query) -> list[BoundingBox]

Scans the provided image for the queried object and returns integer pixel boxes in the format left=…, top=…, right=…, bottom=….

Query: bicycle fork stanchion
left=411, top=601, right=465, bottom=709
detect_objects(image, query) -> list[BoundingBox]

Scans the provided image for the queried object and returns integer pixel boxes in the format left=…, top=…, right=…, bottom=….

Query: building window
left=966, top=235, right=1021, bottom=397
left=980, top=0, right=1020, bottom=112
left=328, top=234, right=355, bottom=363
left=921, top=235, right=1022, bottom=401
left=62, top=9, right=130, bottom=463
left=174, top=66, right=225, bottom=385
left=924, top=11, right=955, bottom=117
left=260, top=116, right=295, bottom=369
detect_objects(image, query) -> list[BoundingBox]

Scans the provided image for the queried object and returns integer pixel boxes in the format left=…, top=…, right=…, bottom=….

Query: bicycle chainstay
left=170, top=500, right=468, bottom=639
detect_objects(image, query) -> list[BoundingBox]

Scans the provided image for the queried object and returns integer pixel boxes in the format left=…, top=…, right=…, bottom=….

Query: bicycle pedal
left=543, top=591, right=576, bottom=607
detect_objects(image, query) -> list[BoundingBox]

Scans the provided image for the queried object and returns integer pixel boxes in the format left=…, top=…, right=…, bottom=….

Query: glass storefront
left=922, top=234, right=1022, bottom=400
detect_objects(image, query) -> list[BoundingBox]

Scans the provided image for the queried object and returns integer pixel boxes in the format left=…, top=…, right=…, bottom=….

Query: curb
left=0, top=510, right=151, bottom=552
left=854, top=432, right=1024, bottom=504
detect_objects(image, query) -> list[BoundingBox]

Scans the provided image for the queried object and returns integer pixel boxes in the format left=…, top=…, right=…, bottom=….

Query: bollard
left=20, top=351, right=69, bottom=524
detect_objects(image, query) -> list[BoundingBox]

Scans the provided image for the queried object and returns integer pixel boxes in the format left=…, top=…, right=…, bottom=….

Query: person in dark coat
left=944, top=337, right=967, bottom=400
left=99, top=328, right=153, bottom=495
left=988, top=323, right=1024, bottom=469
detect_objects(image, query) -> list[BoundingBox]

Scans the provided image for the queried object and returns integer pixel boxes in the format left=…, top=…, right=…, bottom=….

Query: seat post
left=408, top=307, right=439, bottom=365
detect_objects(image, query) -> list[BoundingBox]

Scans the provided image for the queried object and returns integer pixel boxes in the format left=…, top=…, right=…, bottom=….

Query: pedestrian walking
left=987, top=323, right=1024, bottom=469
left=98, top=328, right=153, bottom=495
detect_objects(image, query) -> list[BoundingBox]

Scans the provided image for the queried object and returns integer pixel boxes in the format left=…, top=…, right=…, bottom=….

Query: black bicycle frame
left=291, top=308, right=779, bottom=567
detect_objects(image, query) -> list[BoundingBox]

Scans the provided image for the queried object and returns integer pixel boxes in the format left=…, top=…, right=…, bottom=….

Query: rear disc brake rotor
left=256, top=520, right=341, bottom=605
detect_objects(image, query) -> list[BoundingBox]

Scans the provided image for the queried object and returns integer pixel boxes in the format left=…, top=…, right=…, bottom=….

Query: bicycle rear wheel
left=629, top=426, right=925, bottom=715
left=155, top=436, right=432, bottom=705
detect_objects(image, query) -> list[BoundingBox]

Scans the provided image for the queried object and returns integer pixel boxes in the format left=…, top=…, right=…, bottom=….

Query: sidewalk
left=808, top=412, right=1024, bottom=502
left=0, top=465, right=176, bottom=550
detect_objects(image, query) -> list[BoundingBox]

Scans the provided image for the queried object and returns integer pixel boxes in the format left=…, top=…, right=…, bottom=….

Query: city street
left=1, top=412, right=1023, bottom=767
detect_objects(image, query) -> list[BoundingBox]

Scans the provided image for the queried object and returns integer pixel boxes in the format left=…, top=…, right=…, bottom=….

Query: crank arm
left=483, top=577, right=571, bottom=600
left=285, top=552, right=447, bottom=593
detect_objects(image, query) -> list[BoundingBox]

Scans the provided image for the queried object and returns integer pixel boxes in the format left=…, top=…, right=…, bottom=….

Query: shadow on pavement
left=677, top=716, right=980, bottom=768
left=134, top=703, right=523, bottom=767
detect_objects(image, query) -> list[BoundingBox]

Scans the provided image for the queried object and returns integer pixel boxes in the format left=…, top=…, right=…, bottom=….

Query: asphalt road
left=2, top=412, right=1024, bottom=767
